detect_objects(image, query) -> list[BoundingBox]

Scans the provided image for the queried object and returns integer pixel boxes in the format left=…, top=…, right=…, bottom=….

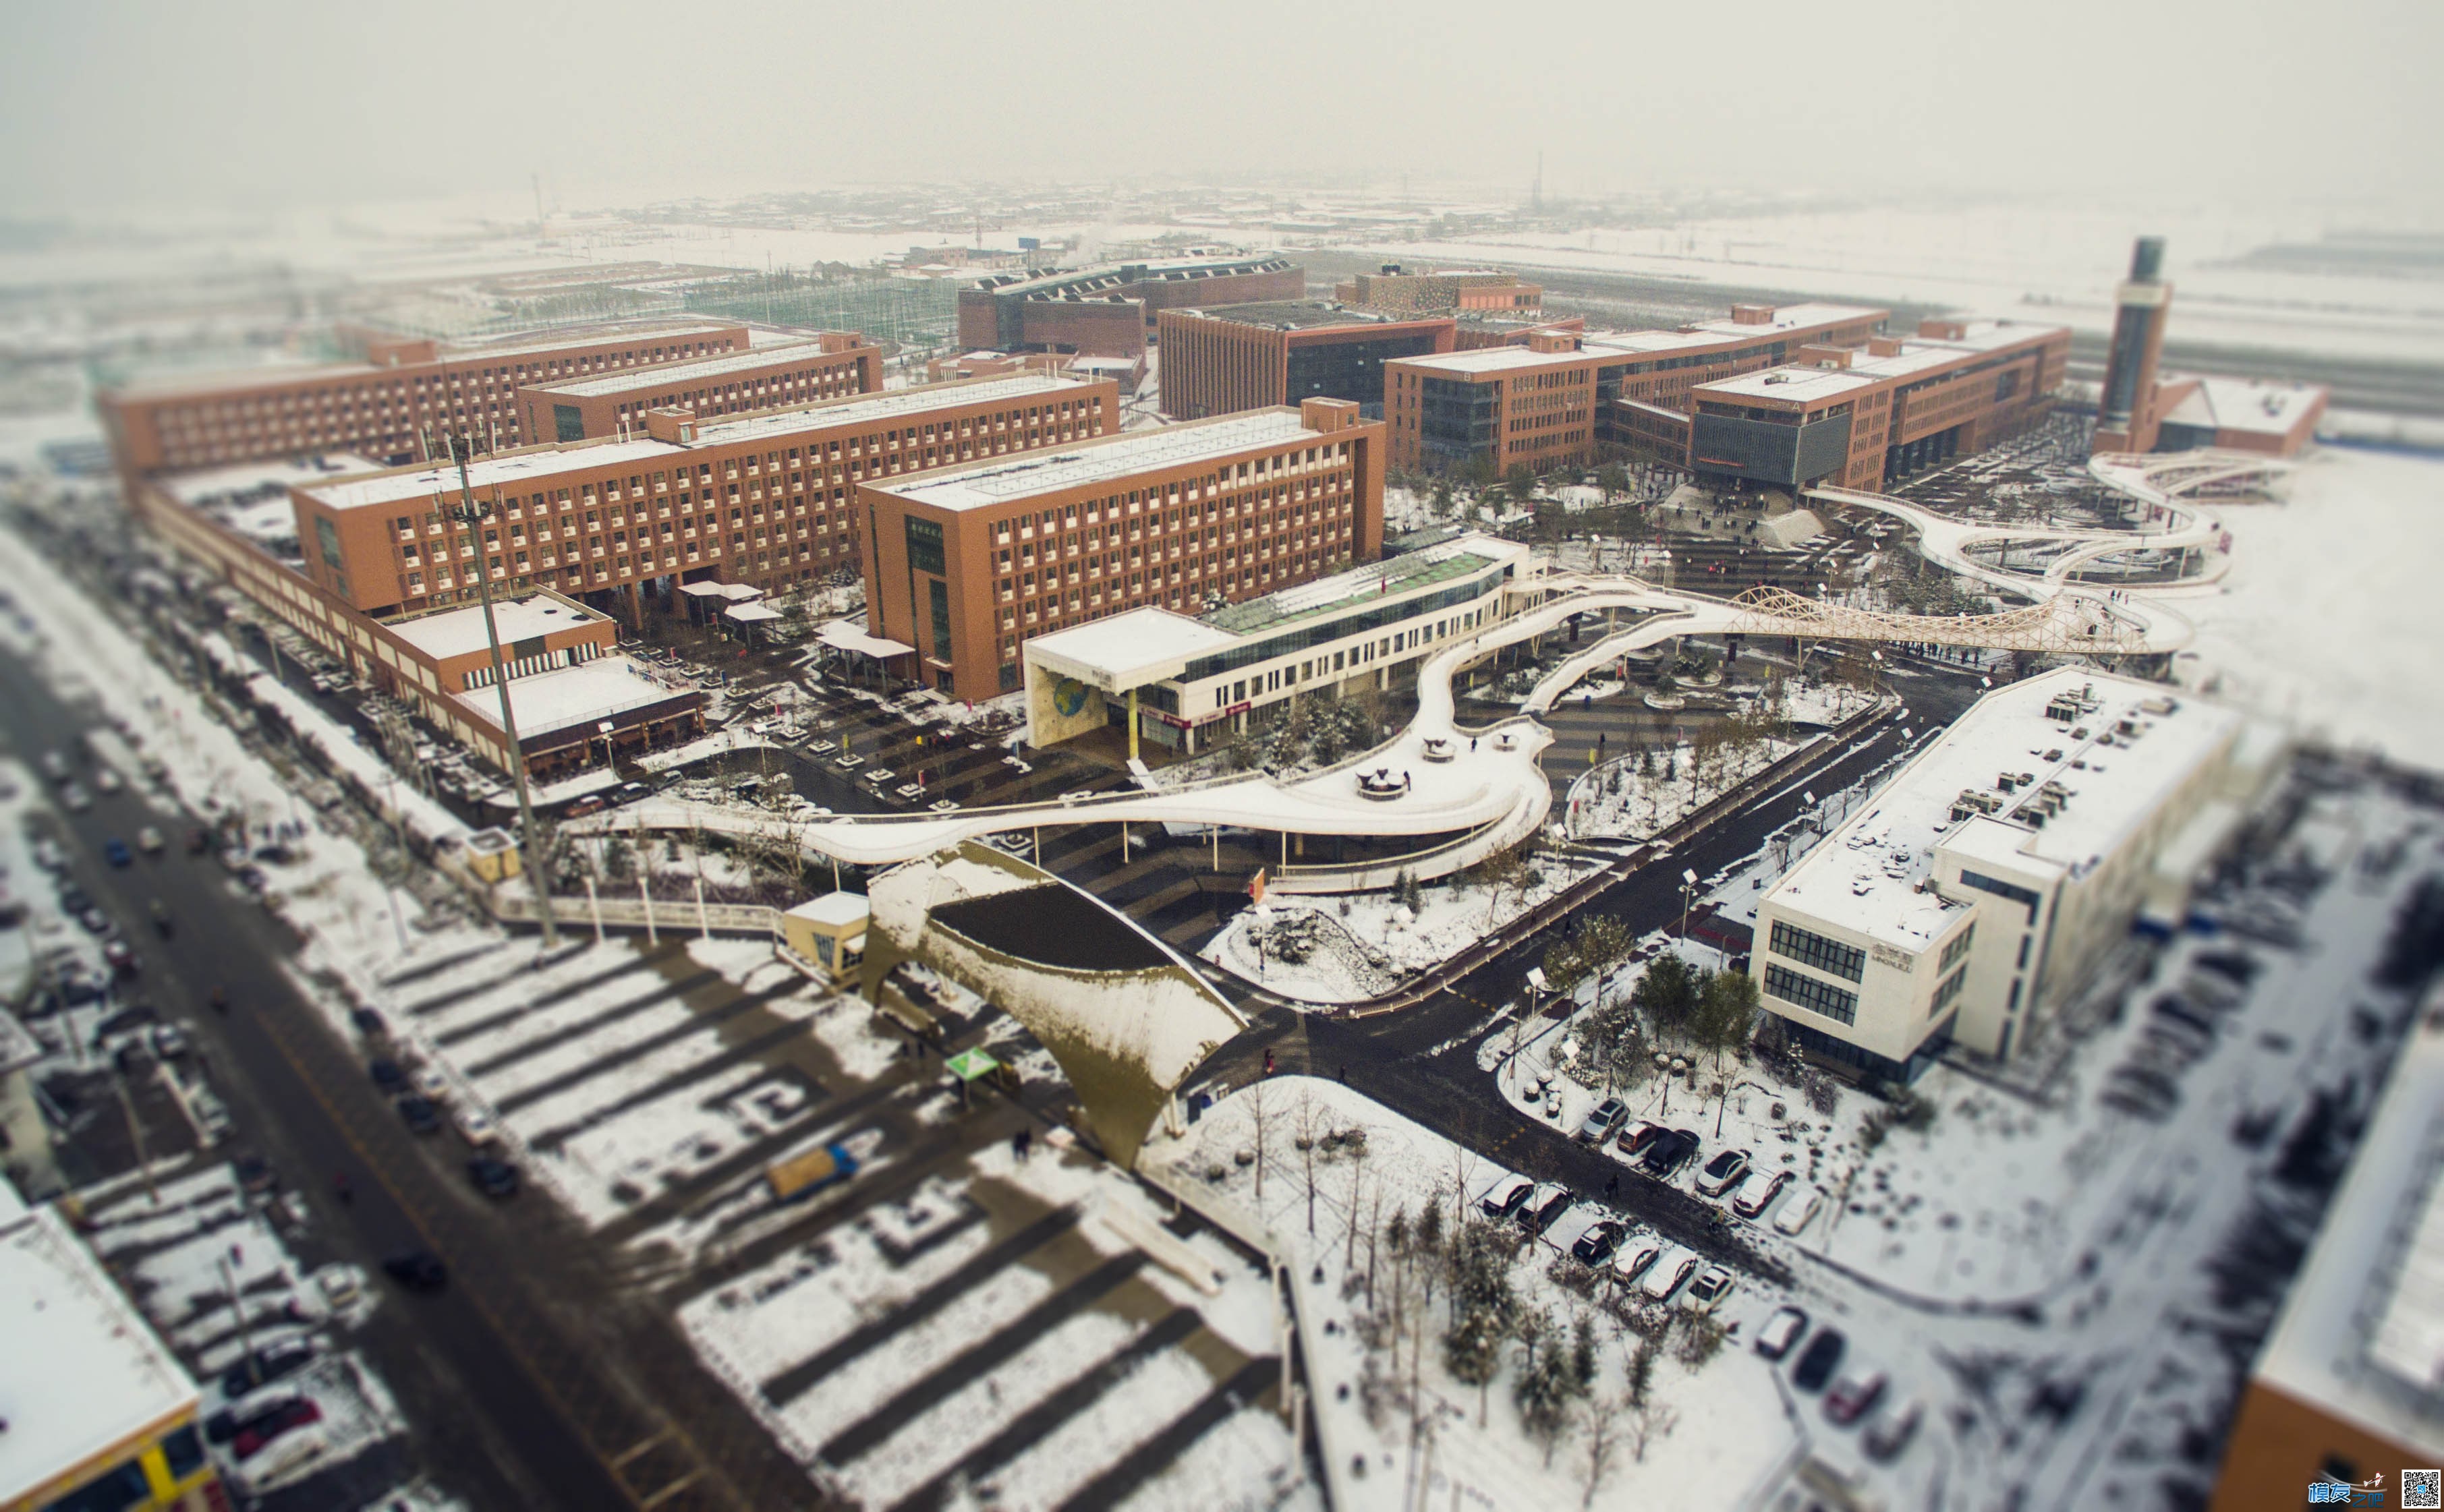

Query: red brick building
left=2090, top=237, right=2327, bottom=459
left=1156, top=303, right=1456, bottom=421
left=96, top=317, right=753, bottom=481
left=858, top=399, right=1383, bottom=700
left=285, top=372, right=1120, bottom=618
left=516, top=332, right=881, bottom=442
left=957, top=253, right=1304, bottom=357
left=1334, top=266, right=1543, bottom=316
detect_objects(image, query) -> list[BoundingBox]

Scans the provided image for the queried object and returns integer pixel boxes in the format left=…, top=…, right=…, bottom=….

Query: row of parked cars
left=2101, top=948, right=2258, bottom=1122
left=1476, top=1172, right=1734, bottom=1309
left=1755, top=1306, right=1921, bottom=1461
left=1572, top=1098, right=1823, bottom=1233
left=353, top=1010, right=518, bottom=1200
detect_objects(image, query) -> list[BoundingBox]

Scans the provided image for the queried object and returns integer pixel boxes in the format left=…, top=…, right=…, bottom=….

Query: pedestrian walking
left=1263, top=1048, right=1276, bottom=1076
left=1338, top=1064, right=1348, bottom=1083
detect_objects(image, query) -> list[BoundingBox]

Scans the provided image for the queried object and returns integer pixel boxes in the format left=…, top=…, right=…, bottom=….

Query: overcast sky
left=4, top=0, right=2435, bottom=219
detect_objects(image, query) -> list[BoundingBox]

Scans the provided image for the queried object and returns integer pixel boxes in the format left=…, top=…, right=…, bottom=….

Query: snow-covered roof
left=818, top=618, right=915, bottom=659
left=1767, top=668, right=2242, bottom=950
left=453, top=656, right=695, bottom=738
left=2161, top=374, right=2326, bottom=438
left=681, top=373, right=1079, bottom=449
left=1699, top=366, right=1876, bottom=404
left=2252, top=984, right=2444, bottom=1457
left=1027, top=608, right=1239, bottom=689
left=884, top=410, right=1318, bottom=513
left=1395, top=304, right=1889, bottom=378
left=157, top=453, right=391, bottom=506
left=1393, top=345, right=1573, bottom=376
left=384, top=594, right=609, bottom=662
left=787, top=892, right=872, bottom=928
left=1699, top=320, right=2064, bottom=405
left=1202, top=535, right=1521, bottom=637
left=0, top=1203, right=200, bottom=1505
left=519, top=339, right=827, bottom=398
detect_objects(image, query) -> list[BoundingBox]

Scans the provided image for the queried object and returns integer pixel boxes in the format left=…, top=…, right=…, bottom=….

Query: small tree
left=1697, top=968, right=1762, bottom=1072
left=1624, top=1338, right=1658, bottom=1406
left=1632, top=952, right=1701, bottom=1040
left=1445, top=1304, right=1506, bottom=1428
left=1506, top=461, right=1537, bottom=502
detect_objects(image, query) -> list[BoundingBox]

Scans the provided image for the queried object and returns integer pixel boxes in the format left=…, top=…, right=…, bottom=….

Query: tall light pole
left=445, top=433, right=560, bottom=948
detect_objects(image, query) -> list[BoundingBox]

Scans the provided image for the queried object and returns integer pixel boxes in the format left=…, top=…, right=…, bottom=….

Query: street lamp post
left=445, top=434, right=560, bottom=949
left=1679, top=867, right=1699, bottom=943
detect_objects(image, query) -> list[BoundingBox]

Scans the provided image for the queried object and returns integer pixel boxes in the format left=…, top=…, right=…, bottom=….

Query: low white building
left=1022, top=533, right=1531, bottom=754
left=1751, top=667, right=2274, bottom=1080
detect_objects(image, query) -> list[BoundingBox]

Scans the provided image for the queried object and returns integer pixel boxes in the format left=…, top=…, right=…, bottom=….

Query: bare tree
left=1293, top=1094, right=1325, bottom=1235
left=1245, top=1077, right=1272, bottom=1204
left=1580, top=1393, right=1629, bottom=1508
left=1624, top=1399, right=1679, bottom=1463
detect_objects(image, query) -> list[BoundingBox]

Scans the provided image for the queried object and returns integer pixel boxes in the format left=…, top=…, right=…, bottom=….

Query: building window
left=1960, top=869, right=2043, bottom=924
left=1769, top=921, right=1866, bottom=983
left=905, top=516, right=946, bottom=575
left=1764, top=964, right=1858, bottom=1026
left=1939, top=925, right=1976, bottom=974
left=1929, top=966, right=1968, bottom=1016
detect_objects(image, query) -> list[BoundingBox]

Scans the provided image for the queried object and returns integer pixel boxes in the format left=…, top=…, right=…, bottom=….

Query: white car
left=1641, top=1250, right=1697, bottom=1302
left=413, top=1066, right=451, bottom=1101
left=1774, top=1186, right=1825, bottom=1236
left=451, top=1106, right=496, bottom=1145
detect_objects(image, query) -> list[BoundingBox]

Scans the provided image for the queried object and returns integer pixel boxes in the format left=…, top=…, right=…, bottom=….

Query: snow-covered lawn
left=1565, top=732, right=1808, bottom=840
left=1147, top=1076, right=1799, bottom=1511
left=1202, top=854, right=1608, bottom=1006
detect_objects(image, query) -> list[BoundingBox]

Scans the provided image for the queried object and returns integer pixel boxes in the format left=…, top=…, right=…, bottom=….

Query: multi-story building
left=97, top=317, right=754, bottom=484
left=1751, top=668, right=2268, bottom=1082
left=957, top=253, right=1304, bottom=357
left=515, top=332, right=881, bottom=442
left=1385, top=303, right=1889, bottom=475
left=2209, top=981, right=2444, bottom=1509
left=1685, top=316, right=2070, bottom=492
left=1, top=1181, right=223, bottom=1511
left=1156, top=303, right=1457, bottom=421
left=376, top=591, right=704, bottom=778
left=1334, top=266, right=1543, bottom=316
left=1022, top=533, right=1528, bottom=755
left=857, top=399, right=1384, bottom=702
left=2089, top=236, right=2329, bottom=459
left=286, top=372, right=1120, bottom=617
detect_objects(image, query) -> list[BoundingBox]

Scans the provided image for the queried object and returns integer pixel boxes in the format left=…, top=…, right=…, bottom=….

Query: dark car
left=1518, top=1186, right=1576, bottom=1235
left=103, top=838, right=132, bottom=868
left=79, top=906, right=114, bottom=936
left=57, top=883, right=94, bottom=915
left=1641, top=1129, right=1700, bottom=1178
left=467, top=1156, right=520, bottom=1198
left=1825, top=1368, right=1888, bottom=1426
left=368, top=1057, right=407, bottom=1092
left=397, top=1094, right=441, bottom=1134
left=1570, top=1219, right=1625, bottom=1266
left=204, top=1392, right=303, bottom=1445
left=235, top=1157, right=278, bottom=1196
left=233, top=1397, right=321, bottom=1460
left=186, top=827, right=212, bottom=854
left=1792, top=1327, right=1848, bottom=1392
left=221, top=1339, right=318, bottom=1399
left=349, top=1007, right=389, bottom=1038
left=382, top=1250, right=447, bottom=1292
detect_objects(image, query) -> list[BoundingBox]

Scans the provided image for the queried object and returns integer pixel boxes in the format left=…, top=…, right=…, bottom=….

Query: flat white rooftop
left=0, top=1203, right=198, bottom=1505
left=1395, top=303, right=1889, bottom=377
left=385, top=594, right=608, bottom=662
left=297, top=374, right=1085, bottom=512
left=1699, top=320, right=2065, bottom=404
left=455, top=656, right=693, bottom=738
left=523, top=339, right=830, bottom=398
left=1767, top=668, right=2241, bottom=950
left=2163, top=374, right=2325, bottom=437
left=1029, top=609, right=1240, bottom=689
left=886, top=410, right=1317, bottom=512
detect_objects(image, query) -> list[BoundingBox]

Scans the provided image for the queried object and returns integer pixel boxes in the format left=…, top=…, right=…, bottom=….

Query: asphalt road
left=0, top=645, right=817, bottom=1512
left=1193, top=660, right=1987, bottom=1281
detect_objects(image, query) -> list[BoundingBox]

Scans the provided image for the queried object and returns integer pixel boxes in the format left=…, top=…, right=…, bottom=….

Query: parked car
left=1864, top=1397, right=1923, bottom=1461
left=1641, top=1252, right=1697, bottom=1302
left=204, top=1393, right=304, bottom=1446
left=103, top=938, right=140, bottom=975
left=41, top=751, right=69, bottom=782
left=1733, top=1169, right=1792, bottom=1220
left=349, top=1008, right=388, bottom=1038
left=1615, top=1118, right=1664, bottom=1156
left=94, top=767, right=123, bottom=795
left=234, top=1157, right=278, bottom=1197
left=467, top=1156, right=520, bottom=1198
left=1518, top=1185, right=1576, bottom=1235
left=1479, top=1174, right=1535, bottom=1221
left=103, top=838, right=132, bottom=868
left=1611, top=1243, right=1660, bottom=1287
left=413, top=1066, right=450, bottom=1101
left=1755, top=1306, right=1809, bottom=1360
left=30, top=837, right=65, bottom=871
left=1576, top=1097, right=1628, bottom=1144
left=148, top=1024, right=187, bottom=1059
left=58, top=882, right=94, bottom=914
left=565, top=795, right=607, bottom=818
left=60, top=782, right=90, bottom=812
left=1641, top=1128, right=1700, bottom=1178
left=221, top=1339, right=318, bottom=1399
left=1792, top=1328, right=1847, bottom=1392
left=397, top=1095, right=442, bottom=1134
left=1825, top=1367, right=1888, bottom=1426
left=368, top=1057, right=407, bottom=1092
left=1695, top=1149, right=1751, bottom=1198
left=1774, top=1187, right=1824, bottom=1236
left=80, top=907, right=114, bottom=935
left=452, top=1106, right=497, bottom=1145
left=1686, top=1266, right=1735, bottom=1311
left=233, top=1397, right=321, bottom=1460
left=382, top=1250, right=447, bottom=1292
left=137, top=825, right=165, bottom=855
left=1570, top=1220, right=1625, bottom=1266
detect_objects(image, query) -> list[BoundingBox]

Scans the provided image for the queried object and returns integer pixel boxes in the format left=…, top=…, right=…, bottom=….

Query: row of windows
left=1929, top=965, right=1969, bottom=1016
left=1939, top=923, right=1977, bottom=973
left=1959, top=869, right=2044, bottom=924
left=1763, top=964, right=1858, bottom=1026
left=1769, top=920, right=1866, bottom=983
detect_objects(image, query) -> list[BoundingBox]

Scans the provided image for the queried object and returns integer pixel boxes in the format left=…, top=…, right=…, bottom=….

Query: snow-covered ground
left=1202, top=854, right=1607, bottom=1006
left=1566, top=731, right=1807, bottom=841
left=2172, top=445, right=2444, bottom=759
